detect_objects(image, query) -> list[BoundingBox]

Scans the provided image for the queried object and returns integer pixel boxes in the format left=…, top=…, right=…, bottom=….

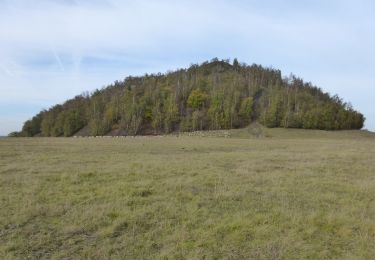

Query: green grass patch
left=1, top=129, right=374, bottom=258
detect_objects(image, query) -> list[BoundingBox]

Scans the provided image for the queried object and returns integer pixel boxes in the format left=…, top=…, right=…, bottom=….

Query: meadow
left=0, top=128, right=375, bottom=259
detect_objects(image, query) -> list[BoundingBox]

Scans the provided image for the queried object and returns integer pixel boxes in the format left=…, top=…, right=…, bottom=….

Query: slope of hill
left=12, top=58, right=365, bottom=137
left=179, top=124, right=375, bottom=140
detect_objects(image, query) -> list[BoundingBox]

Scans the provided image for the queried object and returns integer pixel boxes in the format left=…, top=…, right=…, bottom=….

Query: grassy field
left=1, top=128, right=375, bottom=259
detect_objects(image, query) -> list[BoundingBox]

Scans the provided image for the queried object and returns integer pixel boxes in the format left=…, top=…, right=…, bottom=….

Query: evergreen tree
left=15, top=59, right=365, bottom=137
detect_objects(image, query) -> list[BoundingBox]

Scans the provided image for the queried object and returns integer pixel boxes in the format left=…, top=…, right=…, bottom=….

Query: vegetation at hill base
left=1, top=128, right=374, bottom=258
left=11, top=58, right=364, bottom=137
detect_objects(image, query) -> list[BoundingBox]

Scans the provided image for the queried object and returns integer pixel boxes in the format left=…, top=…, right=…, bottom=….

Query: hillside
left=12, top=58, right=365, bottom=137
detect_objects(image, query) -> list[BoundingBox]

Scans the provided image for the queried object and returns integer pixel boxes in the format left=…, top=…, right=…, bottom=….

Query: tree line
left=10, top=58, right=365, bottom=137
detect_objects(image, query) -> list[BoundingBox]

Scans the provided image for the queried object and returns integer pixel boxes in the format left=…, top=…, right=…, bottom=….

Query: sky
left=0, top=0, right=374, bottom=135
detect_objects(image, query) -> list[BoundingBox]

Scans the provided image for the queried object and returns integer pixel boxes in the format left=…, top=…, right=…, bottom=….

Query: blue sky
left=0, top=0, right=374, bottom=135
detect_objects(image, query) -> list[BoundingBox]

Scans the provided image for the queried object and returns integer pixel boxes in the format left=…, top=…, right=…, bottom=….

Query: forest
left=11, top=58, right=365, bottom=137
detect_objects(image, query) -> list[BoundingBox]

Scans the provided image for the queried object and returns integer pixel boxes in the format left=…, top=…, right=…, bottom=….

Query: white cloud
left=0, top=0, right=374, bottom=134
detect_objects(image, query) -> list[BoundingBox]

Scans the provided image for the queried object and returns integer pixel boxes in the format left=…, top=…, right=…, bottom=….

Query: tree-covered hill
left=12, top=58, right=365, bottom=137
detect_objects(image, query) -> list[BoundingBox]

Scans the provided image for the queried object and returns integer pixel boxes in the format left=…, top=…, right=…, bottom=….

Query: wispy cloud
left=0, top=0, right=374, bottom=135
left=0, top=64, right=15, bottom=77
left=50, top=47, right=65, bottom=72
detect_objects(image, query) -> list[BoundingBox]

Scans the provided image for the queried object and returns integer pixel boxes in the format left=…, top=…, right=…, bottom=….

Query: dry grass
left=0, top=128, right=375, bottom=259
